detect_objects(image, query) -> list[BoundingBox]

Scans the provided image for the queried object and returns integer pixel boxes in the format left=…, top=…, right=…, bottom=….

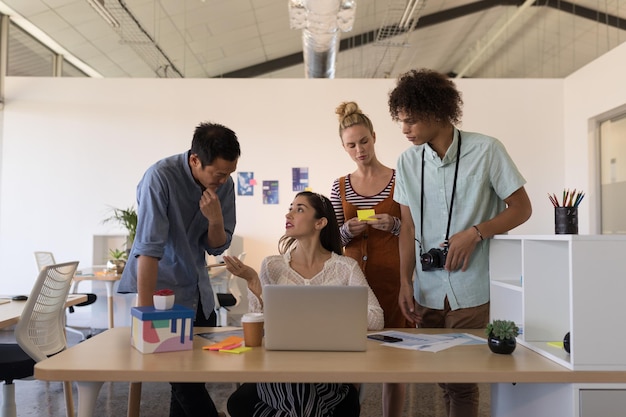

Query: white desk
left=34, top=327, right=626, bottom=417
left=73, top=270, right=121, bottom=329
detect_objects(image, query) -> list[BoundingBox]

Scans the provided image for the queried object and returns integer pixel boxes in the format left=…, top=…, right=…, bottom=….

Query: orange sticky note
left=203, top=336, right=244, bottom=351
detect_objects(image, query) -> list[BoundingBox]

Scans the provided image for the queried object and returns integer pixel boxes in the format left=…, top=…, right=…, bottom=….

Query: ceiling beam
left=216, top=52, right=304, bottom=78
left=453, top=0, right=536, bottom=78
left=220, top=0, right=625, bottom=78
left=544, top=0, right=626, bottom=30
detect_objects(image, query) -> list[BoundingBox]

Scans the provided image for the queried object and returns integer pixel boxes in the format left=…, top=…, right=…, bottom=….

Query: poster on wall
left=237, top=172, right=255, bottom=196
left=263, top=180, right=279, bottom=205
left=292, top=167, right=309, bottom=191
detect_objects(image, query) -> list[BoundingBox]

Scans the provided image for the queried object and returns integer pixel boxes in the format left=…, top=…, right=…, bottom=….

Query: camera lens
left=421, top=248, right=446, bottom=271
left=420, top=253, right=435, bottom=267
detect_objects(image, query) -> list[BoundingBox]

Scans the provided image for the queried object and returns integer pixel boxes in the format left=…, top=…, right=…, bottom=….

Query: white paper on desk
left=376, top=331, right=486, bottom=352
left=375, top=331, right=452, bottom=350
left=415, top=338, right=468, bottom=352
left=197, top=329, right=244, bottom=342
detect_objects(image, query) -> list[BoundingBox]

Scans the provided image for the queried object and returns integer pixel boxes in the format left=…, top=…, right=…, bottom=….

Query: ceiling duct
left=289, top=0, right=356, bottom=78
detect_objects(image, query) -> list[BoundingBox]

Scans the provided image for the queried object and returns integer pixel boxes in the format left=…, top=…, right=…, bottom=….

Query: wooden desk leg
left=63, top=381, right=74, bottom=417
left=104, top=281, right=115, bottom=328
left=128, top=382, right=142, bottom=417
left=76, top=381, right=104, bottom=417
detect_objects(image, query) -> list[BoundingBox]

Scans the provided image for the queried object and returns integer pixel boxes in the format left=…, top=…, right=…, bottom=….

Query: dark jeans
left=169, top=302, right=218, bottom=417
left=194, top=297, right=217, bottom=327
left=227, top=383, right=361, bottom=417
left=169, top=383, right=219, bottom=417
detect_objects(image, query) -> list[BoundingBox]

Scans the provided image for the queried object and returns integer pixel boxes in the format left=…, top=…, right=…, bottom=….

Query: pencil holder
left=555, top=207, right=578, bottom=235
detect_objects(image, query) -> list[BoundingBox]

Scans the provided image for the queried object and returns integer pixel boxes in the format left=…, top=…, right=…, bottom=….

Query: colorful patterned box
left=131, top=305, right=194, bottom=353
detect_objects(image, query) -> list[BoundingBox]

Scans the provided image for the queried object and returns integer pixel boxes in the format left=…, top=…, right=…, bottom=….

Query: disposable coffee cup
left=555, top=207, right=578, bottom=235
left=241, top=312, right=264, bottom=347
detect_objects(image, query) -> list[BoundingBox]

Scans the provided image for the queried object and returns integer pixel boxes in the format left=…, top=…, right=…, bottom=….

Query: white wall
left=1, top=76, right=563, bottom=299
left=563, top=41, right=626, bottom=234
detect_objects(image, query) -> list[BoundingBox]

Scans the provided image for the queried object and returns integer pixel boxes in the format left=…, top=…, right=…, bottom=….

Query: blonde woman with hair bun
left=330, top=101, right=409, bottom=417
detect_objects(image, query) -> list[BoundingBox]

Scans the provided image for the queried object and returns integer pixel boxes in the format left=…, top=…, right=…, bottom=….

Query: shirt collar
left=425, top=128, right=460, bottom=165
left=183, top=150, right=206, bottom=191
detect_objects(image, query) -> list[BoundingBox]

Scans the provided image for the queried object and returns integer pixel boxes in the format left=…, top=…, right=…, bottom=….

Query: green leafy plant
left=109, top=248, right=127, bottom=261
left=103, top=205, right=138, bottom=247
left=485, top=319, right=519, bottom=340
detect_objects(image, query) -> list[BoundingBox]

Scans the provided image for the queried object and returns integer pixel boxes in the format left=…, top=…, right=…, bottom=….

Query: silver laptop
left=263, top=285, right=368, bottom=351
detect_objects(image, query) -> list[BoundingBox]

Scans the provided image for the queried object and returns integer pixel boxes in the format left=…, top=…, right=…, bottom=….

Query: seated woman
left=223, top=191, right=384, bottom=417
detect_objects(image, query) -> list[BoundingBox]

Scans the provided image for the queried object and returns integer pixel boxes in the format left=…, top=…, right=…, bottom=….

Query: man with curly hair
left=388, top=69, right=532, bottom=417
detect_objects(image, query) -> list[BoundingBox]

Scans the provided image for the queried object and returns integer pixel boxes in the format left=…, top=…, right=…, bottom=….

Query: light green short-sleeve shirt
left=394, top=129, right=526, bottom=310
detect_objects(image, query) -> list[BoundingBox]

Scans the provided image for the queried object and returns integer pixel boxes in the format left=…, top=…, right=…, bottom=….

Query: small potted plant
left=103, top=205, right=138, bottom=255
left=106, top=248, right=127, bottom=274
left=153, top=289, right=175, bottom=310
left=485, top=319, right=519, bottom=354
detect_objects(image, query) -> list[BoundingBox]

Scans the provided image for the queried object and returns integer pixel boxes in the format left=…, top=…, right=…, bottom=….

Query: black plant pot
left=488, top=335, right=517, bottom=354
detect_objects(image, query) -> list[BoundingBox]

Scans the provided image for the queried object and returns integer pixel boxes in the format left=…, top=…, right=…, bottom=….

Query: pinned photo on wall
left=292, top=167, right=309, bottom=192
left=237, top=172, right=255, bottom=196
left=263, top=180, right=279, bottom=205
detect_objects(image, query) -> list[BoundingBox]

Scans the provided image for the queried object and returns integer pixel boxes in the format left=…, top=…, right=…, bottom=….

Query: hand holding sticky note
left=357, top=209, right=376, bottom=221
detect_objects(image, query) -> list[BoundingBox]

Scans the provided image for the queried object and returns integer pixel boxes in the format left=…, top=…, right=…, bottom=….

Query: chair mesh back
left=34, top=251, right=56, bottom=272
left=15, top=261, right=79, bottom=362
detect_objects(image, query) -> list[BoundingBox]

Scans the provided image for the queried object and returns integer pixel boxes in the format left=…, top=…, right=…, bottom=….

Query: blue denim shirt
left=118, top=151, right=236, bottom=318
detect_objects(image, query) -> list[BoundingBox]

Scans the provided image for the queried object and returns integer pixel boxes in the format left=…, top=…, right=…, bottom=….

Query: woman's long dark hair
left=278, top=191, right=343, bottom=256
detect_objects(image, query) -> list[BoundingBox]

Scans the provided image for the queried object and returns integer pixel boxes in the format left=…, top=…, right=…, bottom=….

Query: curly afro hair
left=388, top=68, right=463, bottom=125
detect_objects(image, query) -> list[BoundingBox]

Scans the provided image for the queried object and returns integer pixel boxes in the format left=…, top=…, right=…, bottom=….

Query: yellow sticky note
left=219, top=346, right=252, bottom=354
left=547, top=341, right=564, bottom=349
left=357, top=209, right=376, bottom=221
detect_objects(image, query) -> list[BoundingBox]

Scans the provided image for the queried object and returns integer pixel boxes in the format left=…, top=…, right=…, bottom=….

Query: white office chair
left=0, top=261, right=79, bottom=417
left=34, top=251, right=97, bottom=340
left=212, top=252, right=246, bottom=327
left=33, top=251, right=55, bottom=270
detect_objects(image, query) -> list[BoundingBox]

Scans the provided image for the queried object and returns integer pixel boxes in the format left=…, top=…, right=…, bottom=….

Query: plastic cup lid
left=241, top=312, right=264, bottom=323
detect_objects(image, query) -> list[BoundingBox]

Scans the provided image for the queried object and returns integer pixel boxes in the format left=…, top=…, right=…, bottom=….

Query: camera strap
left=419, top=131, right=462, bottom=254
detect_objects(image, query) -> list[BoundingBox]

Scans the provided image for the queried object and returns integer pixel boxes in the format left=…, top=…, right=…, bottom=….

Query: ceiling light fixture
left=360, top=0, right=426, bottom=78
left=86, top=0, right=120, bottom=28
left=398, top=0, right=420, bottom=30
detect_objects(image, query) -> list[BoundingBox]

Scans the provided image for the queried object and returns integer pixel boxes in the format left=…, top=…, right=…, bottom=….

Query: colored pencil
left=548, top=193, right=558, bottom=207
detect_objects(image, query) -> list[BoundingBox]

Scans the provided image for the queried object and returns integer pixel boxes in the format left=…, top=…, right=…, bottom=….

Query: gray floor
left=1, top=320, right=491, bottom=417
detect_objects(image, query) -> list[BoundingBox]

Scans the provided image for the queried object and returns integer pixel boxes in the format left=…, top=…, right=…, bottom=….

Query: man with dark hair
left=389, top=69, right=532, bottom=417
left=119, top=121, right=241, bottom=417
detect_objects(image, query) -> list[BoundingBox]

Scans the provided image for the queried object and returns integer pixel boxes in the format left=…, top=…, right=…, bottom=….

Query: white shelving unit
left=490, top=235, right=626, bottom=417
left=490, top=234, right=626, bottom=370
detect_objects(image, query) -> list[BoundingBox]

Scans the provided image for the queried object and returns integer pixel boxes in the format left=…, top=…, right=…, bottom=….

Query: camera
left=420, top=247, right=448, bottom=271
